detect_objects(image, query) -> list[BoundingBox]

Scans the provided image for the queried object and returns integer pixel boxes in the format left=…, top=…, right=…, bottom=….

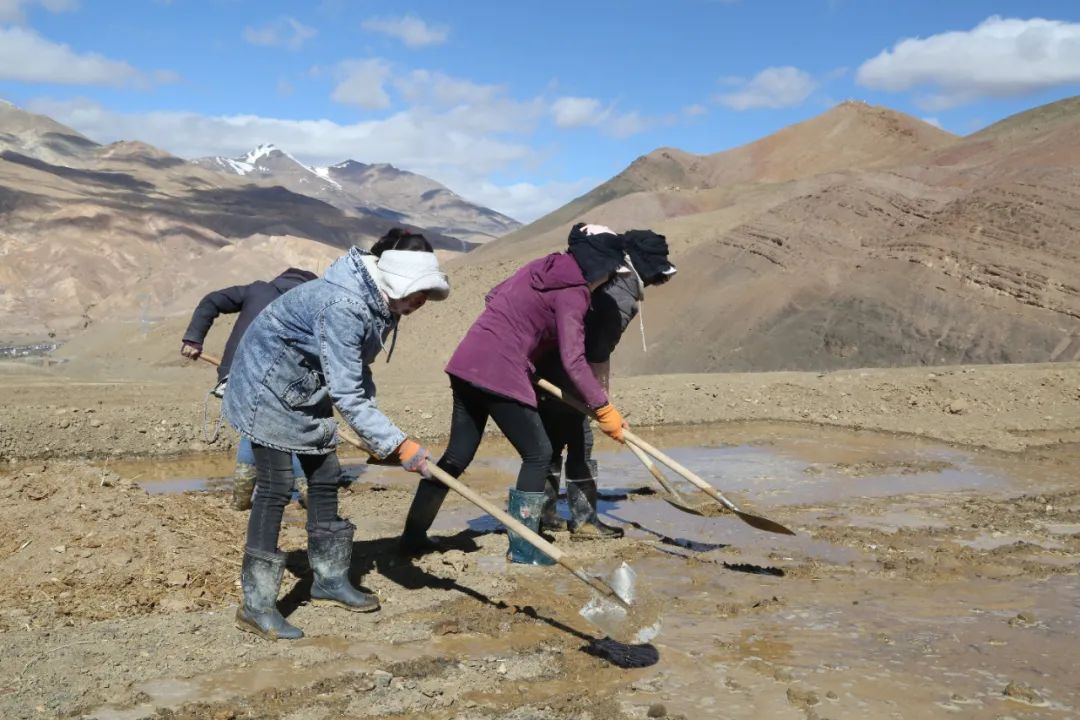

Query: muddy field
left=1, top=362, right=1078, bottom=719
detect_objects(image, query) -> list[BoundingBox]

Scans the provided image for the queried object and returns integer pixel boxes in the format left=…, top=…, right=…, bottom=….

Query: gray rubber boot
left=399, top=478, right=449, bottom=555
left=540, top=460, right=568, bottom=532
left=231, top=463, right=256, bottom=511
left=506, top=489, right=557, bottom=566
left=308, top=520, right=379, bottom=613
left=235, top=548, right=304, bottom=640
left=567, top=477, right=624, bottom=541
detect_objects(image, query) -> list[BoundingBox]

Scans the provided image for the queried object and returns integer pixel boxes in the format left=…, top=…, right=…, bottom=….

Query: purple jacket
left=445, top=253, right=609, bottom=409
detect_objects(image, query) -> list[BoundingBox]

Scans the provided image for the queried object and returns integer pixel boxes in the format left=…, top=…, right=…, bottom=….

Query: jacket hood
left=323, top=248, right=391, bottom=319
left=270, top=267, right=318, bottom=292
left=529, top=253, right=588, bottom=292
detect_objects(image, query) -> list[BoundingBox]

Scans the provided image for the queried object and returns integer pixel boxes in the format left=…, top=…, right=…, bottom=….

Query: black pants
left=436, top=376, right=552, bottom=492
left=538, top=398, right=594, bottom=481
left=246, top=444, right=342, bottom=553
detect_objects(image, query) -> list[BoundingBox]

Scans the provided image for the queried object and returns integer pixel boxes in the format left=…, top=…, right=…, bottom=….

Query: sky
left=2, top=1, right=1080, bottom=222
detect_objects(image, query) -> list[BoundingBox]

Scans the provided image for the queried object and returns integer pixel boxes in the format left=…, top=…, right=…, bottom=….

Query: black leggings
left=538, top=399, right=594, bottom=481
left=246, top=444, right=342, bottom=553
left=437, top=376, right=552, bottom=492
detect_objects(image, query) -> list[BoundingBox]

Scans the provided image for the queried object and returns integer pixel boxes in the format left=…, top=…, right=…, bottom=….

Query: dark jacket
left=183, top=268, right=318, bottom=381
left=445, top=253, right=609, bottom=409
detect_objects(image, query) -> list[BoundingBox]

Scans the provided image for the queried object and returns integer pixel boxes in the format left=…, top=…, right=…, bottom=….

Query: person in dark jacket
left=223, top=234, right=449, bottom=641
left=398, top=223, right=630, bottom=565
left=536, top=228, right=677, bottom=540
left=181, top=268, right=318, bottom=510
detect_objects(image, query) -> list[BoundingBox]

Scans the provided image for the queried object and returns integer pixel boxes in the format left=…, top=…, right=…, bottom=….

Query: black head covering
left=623, top=229, right=676, bottom=286
left=567, top=223, right=626, bottom=283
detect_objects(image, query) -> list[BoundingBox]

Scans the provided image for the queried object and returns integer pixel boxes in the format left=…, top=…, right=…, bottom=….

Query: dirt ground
left=0, top=361, right=1078, bottom=719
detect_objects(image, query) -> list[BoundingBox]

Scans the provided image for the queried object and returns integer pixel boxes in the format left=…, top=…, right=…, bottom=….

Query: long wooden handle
left=197, top=352, right=223, bottom=366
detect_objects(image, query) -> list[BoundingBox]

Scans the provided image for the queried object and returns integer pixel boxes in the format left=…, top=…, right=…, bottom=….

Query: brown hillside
left=375, top=97, right=1079, bottom=383
left=492, top=102, right=955, bottom=253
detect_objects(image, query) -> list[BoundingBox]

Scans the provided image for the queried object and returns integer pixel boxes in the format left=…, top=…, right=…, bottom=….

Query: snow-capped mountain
left=193, top=146, right=520, bottom=245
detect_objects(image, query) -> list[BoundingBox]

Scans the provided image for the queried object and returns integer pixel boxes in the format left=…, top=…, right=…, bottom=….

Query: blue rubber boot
left=506, top=489, right=557, bottom=566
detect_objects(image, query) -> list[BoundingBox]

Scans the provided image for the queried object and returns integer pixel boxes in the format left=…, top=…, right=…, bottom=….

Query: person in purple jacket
left=398, top=224, right=629, bottom=564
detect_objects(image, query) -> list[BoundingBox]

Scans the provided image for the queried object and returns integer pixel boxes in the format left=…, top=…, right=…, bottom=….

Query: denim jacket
left=223, top=247, right=406, bottom=458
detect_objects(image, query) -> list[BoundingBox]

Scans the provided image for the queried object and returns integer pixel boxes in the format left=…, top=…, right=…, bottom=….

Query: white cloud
left=0, top=26, right=157, bottom=86
left=362, top=14, right=449, bottom=47
left=548, top=95, right=655, bottom=137
left=551, top=96, right=604, bottom=128
left=0, top=0, right=76, bottom=24
left=395, top=69, right=501, bottom=107
left=922, top=116, right=942, bottom=129
left=243, top=16, right=317, bottom=50
left=716, top=66, right=817, bottom=110
left=683, top=103, right=708, bottom=117
left=856, top=16, right=1080, bottom=109
left=444, top=177, right=596, bottom=224
left=331, top=58, right=392, bottom=109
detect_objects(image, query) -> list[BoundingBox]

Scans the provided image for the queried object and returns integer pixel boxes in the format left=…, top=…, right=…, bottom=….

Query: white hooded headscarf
left=373, top=249, right=450, bottom=301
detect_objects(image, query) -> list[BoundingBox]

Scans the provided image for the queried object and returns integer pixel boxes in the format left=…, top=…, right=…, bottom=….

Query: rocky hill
left=378, top=97, right=1080, bottom=381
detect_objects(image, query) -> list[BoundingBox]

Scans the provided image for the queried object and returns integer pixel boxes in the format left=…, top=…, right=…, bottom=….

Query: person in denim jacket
left=223, top=231, right=449, bottom=640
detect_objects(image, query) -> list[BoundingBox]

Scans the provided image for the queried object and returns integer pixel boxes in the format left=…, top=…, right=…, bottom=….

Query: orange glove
left=594, top=404, right=626, bottom=443
left=396, top=439, right=432, bottom=477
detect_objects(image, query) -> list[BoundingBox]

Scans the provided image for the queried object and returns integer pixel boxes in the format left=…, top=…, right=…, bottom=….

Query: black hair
left=370, top=228, right=433, bottom=257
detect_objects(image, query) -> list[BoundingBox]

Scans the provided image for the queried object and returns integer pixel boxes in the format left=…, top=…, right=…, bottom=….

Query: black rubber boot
left=540, top=470, right=568, bottom=532
left=506, top=489, right=556, bottom=565
left=399, top=478, right=449, bottom=555
left=231, top=463, right=256, bottom=511
left=308, top=520, right=380, bottom=613
left=235, top=548, right=304, bottom=640
left=567, top=478, right=624, bottom=541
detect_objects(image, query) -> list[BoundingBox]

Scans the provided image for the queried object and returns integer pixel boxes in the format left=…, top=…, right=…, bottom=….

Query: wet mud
left=1, top=423, right=1078, bottom=719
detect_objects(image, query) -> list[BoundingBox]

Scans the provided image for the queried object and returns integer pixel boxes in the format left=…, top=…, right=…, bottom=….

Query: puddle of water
left=107, top=423, right=1029, bottom=510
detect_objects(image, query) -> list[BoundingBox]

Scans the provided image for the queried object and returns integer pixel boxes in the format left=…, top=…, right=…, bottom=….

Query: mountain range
left=4, top=94, right=1079, bottom=380
left=192, top=145, right=519, bottom=246
left=0, top=100, right=517, bottom=343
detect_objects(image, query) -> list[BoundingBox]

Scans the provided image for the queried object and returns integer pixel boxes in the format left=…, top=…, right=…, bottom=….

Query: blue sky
left=2, top=1, right=1080, bottom=221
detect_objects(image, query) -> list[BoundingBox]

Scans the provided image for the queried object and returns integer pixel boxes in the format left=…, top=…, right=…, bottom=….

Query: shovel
left=535, top=378, right=795, bottom=536
left=193, top=353, right=653, bottom=640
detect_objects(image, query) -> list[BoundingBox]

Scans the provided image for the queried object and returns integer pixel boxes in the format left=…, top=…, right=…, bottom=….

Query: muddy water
left=94, top=423, right=1079, bottom=719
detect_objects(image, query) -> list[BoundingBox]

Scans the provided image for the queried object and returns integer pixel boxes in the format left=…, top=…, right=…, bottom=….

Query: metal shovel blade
left=579, top=562, right=661, bottom=644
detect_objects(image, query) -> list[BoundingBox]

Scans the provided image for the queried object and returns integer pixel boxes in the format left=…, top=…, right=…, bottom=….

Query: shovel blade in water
left=579, top=562, right=661, bottom=644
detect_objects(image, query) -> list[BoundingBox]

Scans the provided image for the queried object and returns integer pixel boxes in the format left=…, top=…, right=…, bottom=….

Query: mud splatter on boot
left=231, top=463, right=256, bottom=511
left=567, top=479, right=624, bottom=541
left=308, top=520, right=379, bottom=613
left=235, top=548, right=303, bottom=640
